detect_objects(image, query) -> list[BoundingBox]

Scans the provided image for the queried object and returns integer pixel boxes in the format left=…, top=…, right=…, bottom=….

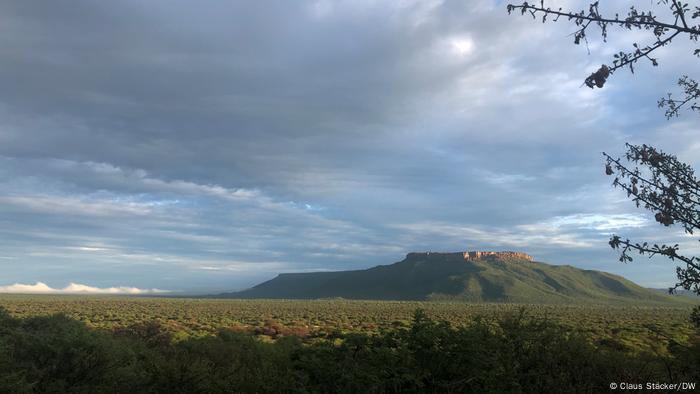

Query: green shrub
left=0, top=306, right=697, bottom=393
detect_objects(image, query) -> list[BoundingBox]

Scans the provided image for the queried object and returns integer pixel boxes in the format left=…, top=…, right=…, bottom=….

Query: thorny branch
left=508, top=1, right=700, bottom=117
left=604, top=144, right=700, bottom=296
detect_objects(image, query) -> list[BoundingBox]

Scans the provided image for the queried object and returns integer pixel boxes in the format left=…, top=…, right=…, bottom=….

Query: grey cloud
left=0, top=0, right=696, bottom=290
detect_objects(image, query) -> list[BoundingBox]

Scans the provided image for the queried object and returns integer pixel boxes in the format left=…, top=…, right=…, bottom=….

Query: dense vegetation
left=0, top=296, right=696, bottom=353
left=226, top=253, right=692, bottom=305
left=0, top=302, right=697, bottom=393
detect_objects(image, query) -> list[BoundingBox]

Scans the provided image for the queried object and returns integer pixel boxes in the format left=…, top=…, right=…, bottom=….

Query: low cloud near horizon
left=0, top=282, right=170, bottom=295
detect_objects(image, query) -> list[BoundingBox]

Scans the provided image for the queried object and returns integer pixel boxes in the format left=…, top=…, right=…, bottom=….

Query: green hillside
left=220, top=252, right=692, bottom=305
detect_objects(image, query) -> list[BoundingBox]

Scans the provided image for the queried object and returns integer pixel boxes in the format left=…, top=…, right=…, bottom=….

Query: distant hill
left=217, top=251, right=694, bottom=305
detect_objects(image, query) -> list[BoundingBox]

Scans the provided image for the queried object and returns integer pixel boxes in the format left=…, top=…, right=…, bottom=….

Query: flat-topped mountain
left=218, top=251, right=691, bottom=305
left=409, top=251, right=534, bottom=262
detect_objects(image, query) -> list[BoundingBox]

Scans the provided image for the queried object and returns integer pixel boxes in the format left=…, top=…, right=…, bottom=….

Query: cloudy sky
left=0, top=0, right=698, bottom=294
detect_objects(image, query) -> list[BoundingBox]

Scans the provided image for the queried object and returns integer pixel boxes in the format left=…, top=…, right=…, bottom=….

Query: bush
left=0, top=307, right=697, bottom=393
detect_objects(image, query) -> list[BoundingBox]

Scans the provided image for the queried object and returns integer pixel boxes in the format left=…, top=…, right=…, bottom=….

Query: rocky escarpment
left=463, top=251, right=533, bottom=261
left=405, top=251, right=534, bottom=262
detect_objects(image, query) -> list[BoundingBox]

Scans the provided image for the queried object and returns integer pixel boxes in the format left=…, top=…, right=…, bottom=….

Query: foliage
left=0, top=306, right=697, bottom=393
left=604, top=144, right=700, bottom=294
left=507, top=0, right=700, bottom=118
left=0, top=296, right=695, bottom=354
left=603, top=143, right=700, bottom=324
left=659, top=75, right=700, bottom=118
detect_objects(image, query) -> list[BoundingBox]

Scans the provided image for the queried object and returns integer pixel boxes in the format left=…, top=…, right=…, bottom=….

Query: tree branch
left=507, top=3, right=700, bottom=35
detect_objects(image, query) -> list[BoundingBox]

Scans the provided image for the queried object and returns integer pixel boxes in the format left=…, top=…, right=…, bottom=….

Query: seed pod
left=605, top=164, right=614, bottom=175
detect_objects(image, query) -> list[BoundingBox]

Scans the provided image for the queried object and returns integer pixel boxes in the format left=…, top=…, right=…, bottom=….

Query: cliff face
left=405, top=251, right=534, bottom=262
left=463, top=251, right=533, bottom=261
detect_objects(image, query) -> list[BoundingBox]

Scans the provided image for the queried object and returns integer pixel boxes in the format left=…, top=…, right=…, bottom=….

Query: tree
left=507, top=1, right=699, bottom=118
left=507, top=1, right=700, bottom=303
left=603, top=144, right=699, bottom=296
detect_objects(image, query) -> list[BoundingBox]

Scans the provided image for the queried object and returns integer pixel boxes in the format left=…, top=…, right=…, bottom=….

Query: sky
left=0, top=0, right=698, bottom=294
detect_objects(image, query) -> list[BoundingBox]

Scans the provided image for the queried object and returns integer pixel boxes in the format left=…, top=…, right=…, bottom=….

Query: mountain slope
left=218, top=252, right=692, bottom=305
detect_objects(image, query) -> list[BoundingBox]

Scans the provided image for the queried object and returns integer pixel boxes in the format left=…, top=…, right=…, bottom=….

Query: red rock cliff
left=462, top=251, right=533, bottom=261
left=405, top=251, right=533, bottom=261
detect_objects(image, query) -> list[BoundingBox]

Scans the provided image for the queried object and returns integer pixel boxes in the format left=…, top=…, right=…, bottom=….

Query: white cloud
left=0, top=282, right=169, bottom=294
left=476, top=169, right=537, bottom=186
left=546, top=213, right=648, bottom=232
left=449, top=36, right=475, bottom=57
left=393, top=213, right=650, bottom=251
left=308, top=0, right=334, bottom=19
left=393, top=220, right=595, bottom=249
left=60, top=159, right=262, bottom=202
left=0, top=195, right=154, bottom=217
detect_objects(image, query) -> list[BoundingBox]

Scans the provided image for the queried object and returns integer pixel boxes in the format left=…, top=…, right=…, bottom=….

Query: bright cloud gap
left=0, top=282, right=170, bottom=295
